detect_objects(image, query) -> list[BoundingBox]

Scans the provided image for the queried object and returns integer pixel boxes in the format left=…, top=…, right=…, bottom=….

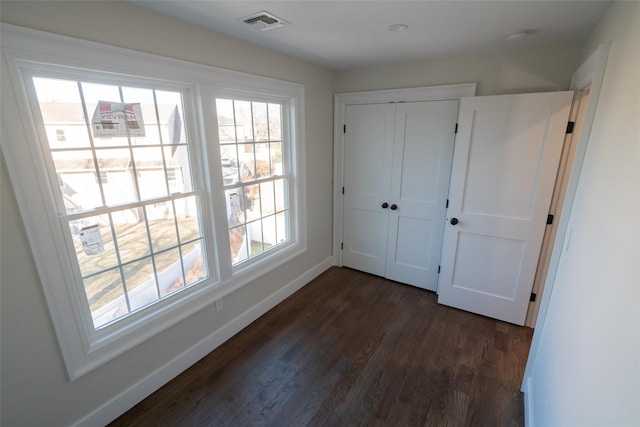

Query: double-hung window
left=31, top=76, right=208, bottom=330
left=0, top=25, right=305, bottom=379
left=216, top=98, right=290, bottom=265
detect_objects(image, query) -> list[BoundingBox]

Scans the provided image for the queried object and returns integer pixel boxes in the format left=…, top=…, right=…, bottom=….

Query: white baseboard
left=75, top=257, right=334, bottom=427
left=523, top=376, right=535, bottom=427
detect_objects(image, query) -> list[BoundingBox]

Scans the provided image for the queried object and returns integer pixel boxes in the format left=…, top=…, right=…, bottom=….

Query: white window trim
left=0, top=24, right=306, bottom=380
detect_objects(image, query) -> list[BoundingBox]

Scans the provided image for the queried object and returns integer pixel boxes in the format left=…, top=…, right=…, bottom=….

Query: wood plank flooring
left=110, top=267, right=533, bottom=427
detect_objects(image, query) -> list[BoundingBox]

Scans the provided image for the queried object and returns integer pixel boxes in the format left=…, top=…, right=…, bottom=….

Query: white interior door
left=438, top=92, right=573, bottom=325
left=342, top=101, right=458, bottom=289
left=342, top=103, right=395, bottom=276
left=385, top=100, right=458, bottom=290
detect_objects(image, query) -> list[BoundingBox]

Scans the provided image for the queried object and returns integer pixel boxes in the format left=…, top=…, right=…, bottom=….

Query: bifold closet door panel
left=385, top=100, right=458, bottom=290
left=342, top=103, right=396, bottom=276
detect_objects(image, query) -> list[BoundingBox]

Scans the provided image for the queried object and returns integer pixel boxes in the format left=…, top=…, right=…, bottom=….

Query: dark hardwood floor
left=110, top=267, right=533, bottom=427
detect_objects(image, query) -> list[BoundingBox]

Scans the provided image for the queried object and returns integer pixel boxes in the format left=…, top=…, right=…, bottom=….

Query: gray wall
left=334, top=40, right=583, bottom=95
left=527, top=2, right=640, bottom=425
left=0, top=2, right=333, bottom=425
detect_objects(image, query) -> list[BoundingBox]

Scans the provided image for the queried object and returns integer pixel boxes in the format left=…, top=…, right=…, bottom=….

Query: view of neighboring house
left=38, top=99, right=190, bottom=216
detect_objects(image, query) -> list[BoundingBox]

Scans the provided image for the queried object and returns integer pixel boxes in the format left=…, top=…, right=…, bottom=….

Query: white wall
left=0, top=2, right=333, bottom=425
left=334, top=40, right=583, bottom=95
left=525, top=2, right=640, bottom=425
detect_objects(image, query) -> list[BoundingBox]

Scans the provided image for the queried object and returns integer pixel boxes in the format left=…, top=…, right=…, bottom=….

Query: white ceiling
left=131, top=1, right=611, bottom=70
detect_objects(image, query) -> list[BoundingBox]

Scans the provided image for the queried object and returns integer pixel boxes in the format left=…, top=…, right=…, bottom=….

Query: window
left=1, top=26, right=305, bottom=379
left=216, top=99, right=289, bottom=265
left=31, top=77, right=208, bottom=329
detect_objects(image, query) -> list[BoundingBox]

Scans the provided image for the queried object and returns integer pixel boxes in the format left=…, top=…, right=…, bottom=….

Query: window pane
left=238, top=144, right=256, bottom=182
left=154, top=248, right=183, bottom=297
left=268, top=103, right=282, bottom=141
left=53, top=151, right=103, bottom=212
left=230, top=225, right=247, bottom=263
left=248, top=219, right=263, bottom=256
left=146, top=202, right=179, bottom=252
left=123, top=258, right=158, bottom=312
left=260, top=181, right=275, bottom=215
left=112, top=208, right=151, bottom=263
left=270, top=142, right=283, bottom=175
left=156, top=90, right=187, bottom=145
left=84, top=268, right=125, bottom=329
left=234, top=100, right=253, bottom=142
left=175, top=195, right=202, bottom=243
left=274, top=178, right=287, bottom=213
left=33, top=77, right=91, bottom=149
left=276, top=211, right=288, bottom=244
left=216, top=99, right=236, bottom=143
left=220, top=145, right=239, bottom=186
left=69, top=215, right=118, bottom=277
left=95, top=148, right=136, bottom=206
left=165, top=145, right=193, bottom=193
left=121, top=86, right=158, bottom=146
left=225, top=188, right=246, bottom=228
left=255, top=143, right=271, bottom=176
left=244, top=184, right=260, bottom=213
left=133, top=146, right=168, bottom=200
left=252, top=102, right=269, bottom=142
left=182, top=240, right=206, bottom=286
left=262, top=214, right=277, bottom=248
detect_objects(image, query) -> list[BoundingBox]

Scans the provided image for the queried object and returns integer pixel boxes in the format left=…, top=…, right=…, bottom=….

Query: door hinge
left=446, top=199, right=449, bottom=209
left=342, top=186, right=344, bottom=195
left=566, top=121, right=575, bottom=134
left=530, top=292, right=537, bottom=302
left=455, top=123, right=458, bottom=134
left=547, top=214, right=554, bottom=225
left=438, top=265, right=441, bottom=274
left=341, top=242, right=343, bottom=250
left=343, top=124, right=346, bottom=134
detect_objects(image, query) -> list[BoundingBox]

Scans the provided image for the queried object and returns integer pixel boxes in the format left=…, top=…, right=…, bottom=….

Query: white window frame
left=212, top=91, right=296, bottom=270
left=0, top=24, right=306, bottom=380
left=26, top=69, right=215, bottom=331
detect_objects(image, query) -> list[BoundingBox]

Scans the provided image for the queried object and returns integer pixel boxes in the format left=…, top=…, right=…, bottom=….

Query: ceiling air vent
left=240, top=11, right=289, bottom=31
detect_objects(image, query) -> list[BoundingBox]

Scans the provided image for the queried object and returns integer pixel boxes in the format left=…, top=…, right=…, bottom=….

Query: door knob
left=381, top=202, right=389, bottom=209
left=390, top=204, right=398, bottom=210
left=450, top=217, right=459, bottom=225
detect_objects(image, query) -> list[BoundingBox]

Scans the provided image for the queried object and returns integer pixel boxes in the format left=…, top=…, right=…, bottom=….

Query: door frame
left=522, top=44, right=610, bottom=396
left=333, top=83, right=477, bottom=266
left=525, top=84, right=591, bottom=327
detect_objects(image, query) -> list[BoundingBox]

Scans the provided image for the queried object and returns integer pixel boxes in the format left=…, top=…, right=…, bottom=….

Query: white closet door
left=342, top=103, right=395, bottom=276
left=385, top=100, right=458, bottom=290
left=438, top=92, right=573, bottom=325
